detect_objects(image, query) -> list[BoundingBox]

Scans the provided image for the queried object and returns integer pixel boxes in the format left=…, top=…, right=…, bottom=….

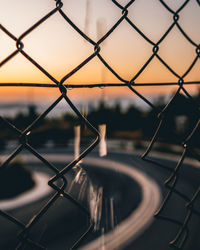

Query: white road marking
left=0, top=153, right=161, bottom=249
left=0, top=172, right=51, bottom=210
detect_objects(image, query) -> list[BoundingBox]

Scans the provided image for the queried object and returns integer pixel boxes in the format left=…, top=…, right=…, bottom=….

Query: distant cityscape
left=0, top=92, right=199, bottom=153
left=0, top=95, right=168, bottom=118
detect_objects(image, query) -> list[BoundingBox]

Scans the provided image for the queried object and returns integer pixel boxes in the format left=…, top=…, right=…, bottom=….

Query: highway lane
left=105, top=151, right=200, bottom=250
left=79, top=157, right=161, bottom=250
left=0, top=149, right=200, bottom=249
left=0, top=152, right=146, bottom=249
left=44, top=150, right=200, bottom=250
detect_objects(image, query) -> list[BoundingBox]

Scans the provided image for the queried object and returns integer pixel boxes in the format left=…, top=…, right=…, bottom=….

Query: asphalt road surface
left=0, top=149, right=200, bottom=250
left=106, top=151, right=200, bottom=250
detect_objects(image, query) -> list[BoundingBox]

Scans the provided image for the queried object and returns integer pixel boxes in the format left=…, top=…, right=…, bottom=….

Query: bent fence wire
left=0, top=0, right=200, bottom=249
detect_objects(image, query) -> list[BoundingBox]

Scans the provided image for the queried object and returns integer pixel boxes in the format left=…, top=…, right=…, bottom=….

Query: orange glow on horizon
left=0, top=83, right=198, bottom=104
left=1, top=0, right=200, bottom=102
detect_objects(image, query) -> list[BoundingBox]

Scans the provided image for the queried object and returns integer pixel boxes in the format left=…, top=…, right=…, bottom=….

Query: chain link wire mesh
left=0, top=0, right=200, bottom=249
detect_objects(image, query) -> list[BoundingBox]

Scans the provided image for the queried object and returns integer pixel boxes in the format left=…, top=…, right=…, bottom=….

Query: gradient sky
left=0, top=0, right=200, bottom=101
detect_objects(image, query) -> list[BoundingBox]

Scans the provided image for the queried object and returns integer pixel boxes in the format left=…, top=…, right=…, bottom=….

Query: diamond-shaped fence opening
left=0, top=0, right=200, bottom=249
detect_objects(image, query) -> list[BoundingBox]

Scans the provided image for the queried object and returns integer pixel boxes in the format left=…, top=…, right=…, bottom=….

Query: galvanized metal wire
left=0, top=0, right=200, bottom=249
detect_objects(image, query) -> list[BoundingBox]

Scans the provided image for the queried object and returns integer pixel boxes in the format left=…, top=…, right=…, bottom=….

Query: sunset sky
left=0, top=0, right=200, bottom=101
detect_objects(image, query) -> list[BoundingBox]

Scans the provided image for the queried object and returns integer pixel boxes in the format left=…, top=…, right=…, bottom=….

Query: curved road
left=44, top=150, right=200, bottom=250
left=0, top=149, right=200, bottom=249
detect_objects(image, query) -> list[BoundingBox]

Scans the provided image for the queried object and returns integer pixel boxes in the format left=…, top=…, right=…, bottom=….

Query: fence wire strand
left=0, top=0, right=200, bottom=249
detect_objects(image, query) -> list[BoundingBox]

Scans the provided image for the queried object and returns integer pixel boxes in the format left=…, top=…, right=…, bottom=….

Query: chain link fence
left=0, top=0, right=200, bottom=249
